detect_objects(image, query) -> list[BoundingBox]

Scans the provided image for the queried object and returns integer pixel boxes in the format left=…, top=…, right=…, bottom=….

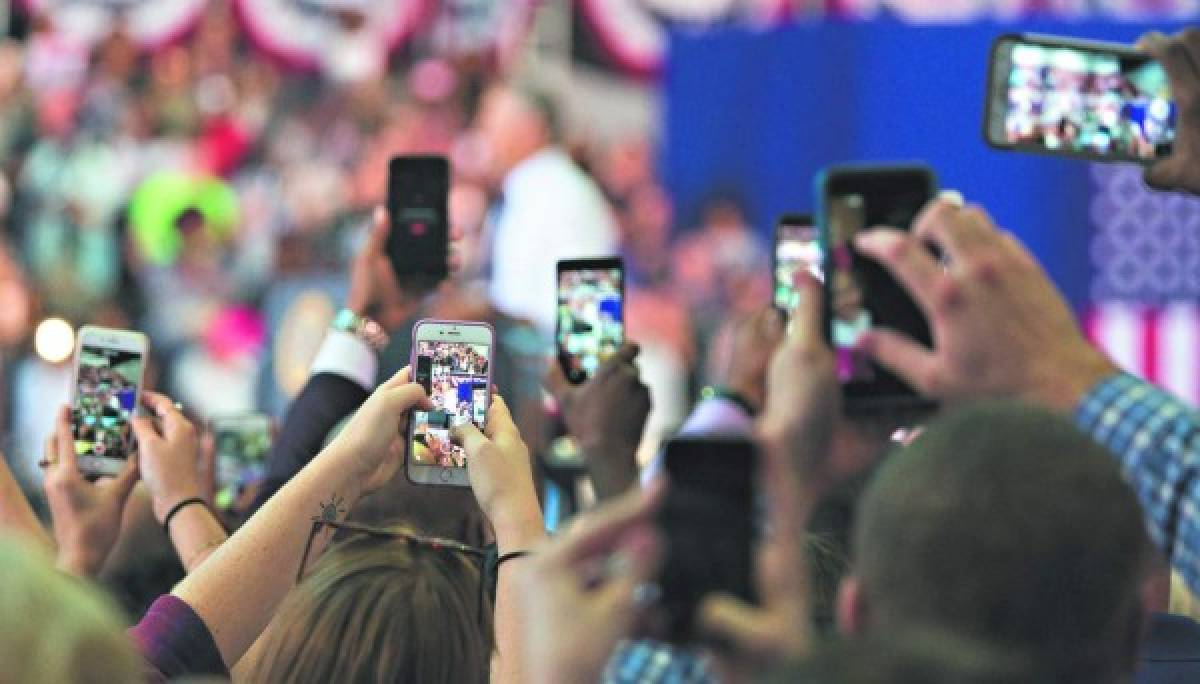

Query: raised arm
left=850, top=195, right=1200, bottom=594
left=132, top=392, right=227, bottom=572
left=452, top=395, right=547, bottom=684
left=171, top=368, right=432, bottom=666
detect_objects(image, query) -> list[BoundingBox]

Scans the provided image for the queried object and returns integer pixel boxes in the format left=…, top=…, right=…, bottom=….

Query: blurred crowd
left=0, top=2, right=772, bottom=474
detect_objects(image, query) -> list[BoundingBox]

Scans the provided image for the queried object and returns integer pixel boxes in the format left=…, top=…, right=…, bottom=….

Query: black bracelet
left=162, top=497, right=207, bottom=533
left=496, top=550, right=532, bottom=568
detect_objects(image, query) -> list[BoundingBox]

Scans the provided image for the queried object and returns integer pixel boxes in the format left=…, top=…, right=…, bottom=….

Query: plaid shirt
left=1076, top=373, right=1200, bottom=594
left=603, top=640, right=715, bottom=684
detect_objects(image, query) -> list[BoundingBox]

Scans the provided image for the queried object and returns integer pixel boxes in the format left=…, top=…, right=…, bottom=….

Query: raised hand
left=42, top=406, right=139, bottom=577
left=1139, top=30, right=1200, bottom=196
left=855, top=195, right=1117, bottom=412
left=131, top=392, right=204, bottom=523
left=546, top=345, right=650, bottom=499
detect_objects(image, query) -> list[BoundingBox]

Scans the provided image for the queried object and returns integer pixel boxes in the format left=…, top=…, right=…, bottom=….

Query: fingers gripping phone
left=984, top=33, right=1176, bottom=163
left=556, top=257, right=625, bottom=385
left=405, top=320, right=495, bottom=487
left=772, top=214, right=818, bottom=322
left=71, top=326, right=148, bottom=478
left=816, top=164, right=936, bottom=412
left=387, top=155, right=450, bottom=291
left=211, top=413, right=272, bottom=509
left=648, top=437, right=759, bottom=645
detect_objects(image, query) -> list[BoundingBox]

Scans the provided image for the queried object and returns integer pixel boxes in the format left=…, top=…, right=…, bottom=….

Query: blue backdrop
left=661, top=20, right=1190, bottom=307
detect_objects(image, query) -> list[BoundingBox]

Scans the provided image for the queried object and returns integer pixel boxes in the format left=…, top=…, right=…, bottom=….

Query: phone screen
left=387, top=156, right=449, bottom=289
left=410, top=340, right=490, bottom=468
left=213, top=414, right=271, bottom=506
left=556, top=261, right=624, bottom=384
left=652, top=437, right=758, bottom=644
left=821, top=168, right=934, bottom=407
left=773, top=219, right=821, bottom=316
left=73, top=345, right=144, bottom=465
left=989, top=37, right=1175, bottom=161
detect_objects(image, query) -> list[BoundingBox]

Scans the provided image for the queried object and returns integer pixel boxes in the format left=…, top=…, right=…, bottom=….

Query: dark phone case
left=387, top=156, right=450, bottom=291
left=772, top=213, right=813, bottom=318
left=403, top=319, right=495, bottom=487
left=555, top=257, right=625, bottom=386
left=652, top=437, right=759, bottom=645
left=982, top=33, right=1171, bottom=165
left=815, top=163, right=938, bottom=414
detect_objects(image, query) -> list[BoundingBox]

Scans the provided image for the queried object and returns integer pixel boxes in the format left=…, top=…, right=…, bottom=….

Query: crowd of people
left=1, top=6, right=1200, bottom=684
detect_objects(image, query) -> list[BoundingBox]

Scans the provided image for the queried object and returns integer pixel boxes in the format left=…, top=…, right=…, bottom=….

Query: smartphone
left=387, top=155, right=450, bottom=291
left=772, top=214, right=819, bottom=321
left=649, top=436, right=759, bottom=645
left=406, top=319, right=495, bottom=487
left=556, top=257, right=625, bottom=385
left=984, top=33, right=1176, bottom=163
left=71, top=326, right=148, bottom=477
left=211, top=413, right=272, bottom=508
left=816, top=164, right=936, bottom=411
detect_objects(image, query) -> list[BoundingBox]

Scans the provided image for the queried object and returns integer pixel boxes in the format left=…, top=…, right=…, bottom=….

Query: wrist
left=489, top=501, right=546, bottom=553
left=1022, top=351, right=1120, bottom=414
left=153, top=489, right=205, bottom=524
left=57, top=543, right=103, bottom=578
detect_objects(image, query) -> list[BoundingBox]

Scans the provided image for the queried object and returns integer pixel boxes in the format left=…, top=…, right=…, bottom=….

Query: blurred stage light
left=35, top=318, right=75, bottom=364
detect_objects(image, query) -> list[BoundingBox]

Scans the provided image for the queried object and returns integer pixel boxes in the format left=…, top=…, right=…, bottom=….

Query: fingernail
left=939, top=189, right=965, bottom=207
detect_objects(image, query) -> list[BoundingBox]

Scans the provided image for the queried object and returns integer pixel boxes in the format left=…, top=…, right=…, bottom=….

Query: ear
left=836, top=575, right=867, bottom=636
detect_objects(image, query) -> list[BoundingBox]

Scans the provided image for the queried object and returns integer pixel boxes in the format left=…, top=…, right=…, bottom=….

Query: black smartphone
left=816, top=163, right=936, bottom=412
left=556, top=257, right=624, bottom=385
left=650, top=436, right=758, bottom=645
left=387, top=155, right=450, bottom=291
left=772, top=213, right=818, bottom=322
left=984, top=33, right=1176, bottom=164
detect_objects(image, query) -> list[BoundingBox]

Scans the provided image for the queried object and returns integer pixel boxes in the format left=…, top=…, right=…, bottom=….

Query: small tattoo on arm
left=318, top=494, right=347, bottom=522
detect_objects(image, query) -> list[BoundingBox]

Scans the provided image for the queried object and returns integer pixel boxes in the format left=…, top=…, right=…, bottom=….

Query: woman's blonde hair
left=253, top=525, right=493, bottom=683
left=0, top=535, right=141, bottom=683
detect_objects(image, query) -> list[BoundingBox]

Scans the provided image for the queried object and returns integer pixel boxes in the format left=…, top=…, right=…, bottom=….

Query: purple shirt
left=129, top=594, right=227, bottom=682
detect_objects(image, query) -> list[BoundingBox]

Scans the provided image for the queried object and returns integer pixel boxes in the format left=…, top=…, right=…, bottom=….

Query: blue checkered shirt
left=1076, top=373, right=1200, bottom=594
left=603, top=640, right=715, bottom=684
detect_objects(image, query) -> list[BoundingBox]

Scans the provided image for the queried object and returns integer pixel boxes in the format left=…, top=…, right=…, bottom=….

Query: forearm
left=490, top=507, right=547, bottom=684
left=0, top=456, right=52, bottom=551
left=1075, top=372, right=1200, bottom=592
left=579, top=440, right=640, bottom=501
left=167, top=504, right=229, bottom=573
left=173, top=447, right=364, bottom=666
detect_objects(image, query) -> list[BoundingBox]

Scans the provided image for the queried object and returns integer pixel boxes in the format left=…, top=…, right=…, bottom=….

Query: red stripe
left=1142, top=307, right=1160, bottom=384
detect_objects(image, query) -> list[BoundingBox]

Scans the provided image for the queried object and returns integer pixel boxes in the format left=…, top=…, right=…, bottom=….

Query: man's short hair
left=853, top=400, right=1149, bottom=683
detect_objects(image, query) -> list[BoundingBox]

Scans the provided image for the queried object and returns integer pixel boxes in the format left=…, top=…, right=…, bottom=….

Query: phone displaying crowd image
left=817, top=165, right=936, bottom=411
left=772, top=214, right=819, bottom=321
left=211, top=414, right=271, bottom=509
left=406, top=320, right=494, bottom=487
left=645, top=436, right=758, bottom=645
left=71, top=326, right=147, bottom=478
left=556, top=258, right=624, bottom=385
left=985, top=34, right=1176, bottom=163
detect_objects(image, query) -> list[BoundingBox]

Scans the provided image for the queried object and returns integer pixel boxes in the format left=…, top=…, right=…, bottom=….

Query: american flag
left=1086, top=165, right=1200, bottom=407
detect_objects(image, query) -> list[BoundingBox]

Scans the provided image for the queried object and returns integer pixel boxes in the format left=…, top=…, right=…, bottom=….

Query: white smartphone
left=405, top=319, right=495, bottom=487
left=71, top=326, right=149, bottom=478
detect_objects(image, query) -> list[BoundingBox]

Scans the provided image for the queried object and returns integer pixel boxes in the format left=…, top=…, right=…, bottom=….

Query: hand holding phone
left=556, top=258, right=625, bottom=385
left=406, top=319, right=495, bottom=487
left=985, top=33, right=1176, bottom=163
left=71, top=326, right=148, bottom=478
